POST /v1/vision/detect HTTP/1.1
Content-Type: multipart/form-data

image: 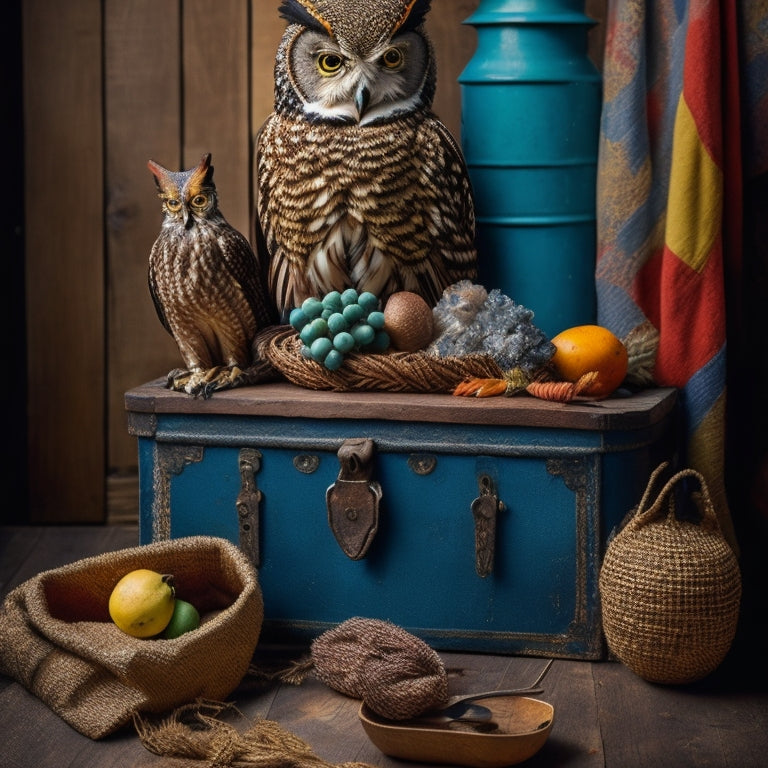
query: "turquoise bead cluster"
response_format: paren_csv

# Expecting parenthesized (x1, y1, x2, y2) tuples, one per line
(289, 289, 390, 370)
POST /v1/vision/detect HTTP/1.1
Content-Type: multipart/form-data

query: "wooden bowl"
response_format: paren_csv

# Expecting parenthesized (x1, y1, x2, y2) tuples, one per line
(358, 696, 554, 767)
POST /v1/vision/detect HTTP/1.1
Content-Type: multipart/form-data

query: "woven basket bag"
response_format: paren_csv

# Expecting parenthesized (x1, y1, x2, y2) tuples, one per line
(599, 462, 741, 684)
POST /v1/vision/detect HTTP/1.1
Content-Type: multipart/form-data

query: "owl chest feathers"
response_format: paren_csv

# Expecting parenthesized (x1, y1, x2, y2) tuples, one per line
(149, 216, 258, 367)
(257, 112, 475, 310)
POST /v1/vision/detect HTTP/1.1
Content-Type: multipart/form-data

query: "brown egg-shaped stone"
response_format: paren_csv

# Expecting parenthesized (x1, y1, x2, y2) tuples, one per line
(383, 291, 435, 352)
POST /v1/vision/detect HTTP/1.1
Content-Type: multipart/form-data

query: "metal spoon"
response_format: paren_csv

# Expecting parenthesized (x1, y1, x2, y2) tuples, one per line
(404, 659, 554, 726)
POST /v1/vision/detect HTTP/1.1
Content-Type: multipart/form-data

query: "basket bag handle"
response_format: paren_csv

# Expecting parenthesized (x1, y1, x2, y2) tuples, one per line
(629, 461, 720, 533)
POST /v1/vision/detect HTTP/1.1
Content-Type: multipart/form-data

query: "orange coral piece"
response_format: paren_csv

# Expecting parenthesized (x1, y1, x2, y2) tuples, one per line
(452, 378, 479, 396)
(526, 380, 578, 402)
(452, 377, 508, 397)
(526, 371, 600, 402)
(475, 379, 509, 397)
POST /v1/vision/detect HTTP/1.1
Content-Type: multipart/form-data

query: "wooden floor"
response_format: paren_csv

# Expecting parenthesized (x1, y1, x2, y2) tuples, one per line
(1, 525, 767, 768)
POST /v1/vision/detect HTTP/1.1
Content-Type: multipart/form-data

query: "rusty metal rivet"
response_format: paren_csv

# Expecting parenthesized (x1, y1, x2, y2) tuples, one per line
(293, 454, 320, 474)
(408, 453, 437, 475)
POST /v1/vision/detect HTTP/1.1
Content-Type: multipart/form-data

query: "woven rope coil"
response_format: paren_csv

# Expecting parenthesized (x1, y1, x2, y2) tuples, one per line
(599, 463, 741, 684)
(310, 617, 448, 720)
(258, 326, 504, 393)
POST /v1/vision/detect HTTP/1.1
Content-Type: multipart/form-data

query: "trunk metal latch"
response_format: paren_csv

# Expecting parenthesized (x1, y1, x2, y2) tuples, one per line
(237, 448, 263, 567)
(326, 438, 382, 560)
(472, 473, 503, 578)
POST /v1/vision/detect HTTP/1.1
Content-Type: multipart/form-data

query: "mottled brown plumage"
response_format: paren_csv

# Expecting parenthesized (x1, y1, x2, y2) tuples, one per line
(255, 0, 477, 318)
(148, 154, 277, 397)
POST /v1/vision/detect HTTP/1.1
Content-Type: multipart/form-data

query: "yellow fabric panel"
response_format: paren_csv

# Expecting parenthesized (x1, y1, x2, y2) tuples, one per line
(665, 96, 722, 273)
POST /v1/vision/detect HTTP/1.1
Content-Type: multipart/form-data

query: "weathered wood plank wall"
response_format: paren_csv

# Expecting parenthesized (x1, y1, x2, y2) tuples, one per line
(22, 0, 604, 523)
(23, 0, 105, 522)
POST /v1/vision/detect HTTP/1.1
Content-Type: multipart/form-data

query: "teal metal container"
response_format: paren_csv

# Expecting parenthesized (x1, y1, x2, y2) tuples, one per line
(459, 0, 601, 338)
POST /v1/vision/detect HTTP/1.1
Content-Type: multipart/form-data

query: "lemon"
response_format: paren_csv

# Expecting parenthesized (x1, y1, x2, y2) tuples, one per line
(108, 568, 175, 638)
(161, 599, 201, 639)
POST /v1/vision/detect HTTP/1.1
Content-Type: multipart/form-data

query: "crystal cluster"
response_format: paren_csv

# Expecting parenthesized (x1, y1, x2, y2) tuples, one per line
(427, 281, 555, 373)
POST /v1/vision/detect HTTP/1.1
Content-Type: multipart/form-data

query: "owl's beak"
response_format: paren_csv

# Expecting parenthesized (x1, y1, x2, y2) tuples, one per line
(354, 84, 370, 121)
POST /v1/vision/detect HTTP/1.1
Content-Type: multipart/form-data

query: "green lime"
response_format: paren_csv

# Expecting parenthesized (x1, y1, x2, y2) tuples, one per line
(161, 598, 200, 639)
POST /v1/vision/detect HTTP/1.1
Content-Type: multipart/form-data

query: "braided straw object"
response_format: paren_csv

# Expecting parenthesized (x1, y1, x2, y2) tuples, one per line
(261, 326, 504, 393)
(310, 617, 448, 720)
(599, 463, 741, 684)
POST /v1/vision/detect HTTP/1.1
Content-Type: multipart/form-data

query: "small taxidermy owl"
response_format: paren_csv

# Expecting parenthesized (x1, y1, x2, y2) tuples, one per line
(255, 0, 478, 319)
(148, 153, 277, 397)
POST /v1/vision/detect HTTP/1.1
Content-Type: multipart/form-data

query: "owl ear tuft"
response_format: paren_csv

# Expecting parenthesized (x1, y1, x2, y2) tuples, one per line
(396, 0, 432, 34)
(147, 159, 166, 178)
(190, 153, 215, 189)
(278, 0, 332, 36)
(147, 159, 171, 193)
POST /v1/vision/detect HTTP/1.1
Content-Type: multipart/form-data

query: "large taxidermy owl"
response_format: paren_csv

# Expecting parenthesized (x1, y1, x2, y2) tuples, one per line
(255, 0, 478, 318)
(148, 153, 277, 397)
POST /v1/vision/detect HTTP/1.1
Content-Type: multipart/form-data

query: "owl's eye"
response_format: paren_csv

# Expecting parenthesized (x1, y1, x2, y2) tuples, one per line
(166, 199, 182, 212)
(380, 47, 404, 70)
(316, 52, 344, 76)
(190, 194, 208, 209)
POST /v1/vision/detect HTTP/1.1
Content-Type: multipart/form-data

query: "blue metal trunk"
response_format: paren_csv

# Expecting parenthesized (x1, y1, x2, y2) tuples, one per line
(459, 0, 601, 338)
(126, 382, 676, 659)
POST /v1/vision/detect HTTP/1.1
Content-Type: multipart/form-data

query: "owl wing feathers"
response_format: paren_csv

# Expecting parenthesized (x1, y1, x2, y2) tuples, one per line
(409, 116, 478, 302)
(216, 224, 278, 330)
(148, 240, 173, 336)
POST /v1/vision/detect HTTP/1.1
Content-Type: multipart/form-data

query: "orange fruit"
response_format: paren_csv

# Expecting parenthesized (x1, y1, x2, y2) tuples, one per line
(550, 325, 628, 398)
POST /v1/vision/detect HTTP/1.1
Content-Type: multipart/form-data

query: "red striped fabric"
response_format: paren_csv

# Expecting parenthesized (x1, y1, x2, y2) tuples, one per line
(597, 0, 740, 550)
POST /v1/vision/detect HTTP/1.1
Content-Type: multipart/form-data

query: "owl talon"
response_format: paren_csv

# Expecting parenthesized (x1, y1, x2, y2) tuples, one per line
(165, 364, 269, 398)
(165, 368, 193, 391)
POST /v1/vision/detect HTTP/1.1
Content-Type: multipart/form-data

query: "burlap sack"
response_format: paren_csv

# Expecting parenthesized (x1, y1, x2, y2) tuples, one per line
(0, 536, 263, 739)
(310, 617, 448, 720)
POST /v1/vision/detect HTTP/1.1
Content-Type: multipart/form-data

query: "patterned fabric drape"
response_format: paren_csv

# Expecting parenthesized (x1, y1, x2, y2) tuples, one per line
(595, 0, 766, 552)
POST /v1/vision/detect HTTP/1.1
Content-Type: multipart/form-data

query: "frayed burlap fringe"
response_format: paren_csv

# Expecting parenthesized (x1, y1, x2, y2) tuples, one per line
(134, 700, 374, 768)
(247, 655, 316, 687)
(621, 320, 659, 388)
